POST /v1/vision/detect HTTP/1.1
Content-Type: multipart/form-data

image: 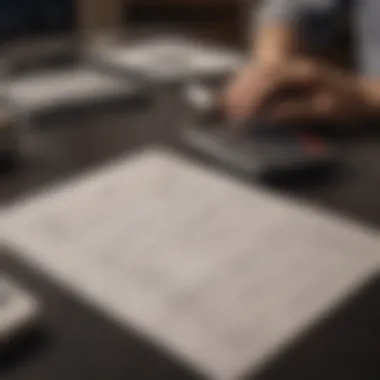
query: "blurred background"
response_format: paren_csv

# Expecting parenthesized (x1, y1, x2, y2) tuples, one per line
(0, 0, 246, 44)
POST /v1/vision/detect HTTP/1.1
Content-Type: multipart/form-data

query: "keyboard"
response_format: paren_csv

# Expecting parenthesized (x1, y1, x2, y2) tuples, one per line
(2, 148, 379, 379)
(7, 67, 148, 117)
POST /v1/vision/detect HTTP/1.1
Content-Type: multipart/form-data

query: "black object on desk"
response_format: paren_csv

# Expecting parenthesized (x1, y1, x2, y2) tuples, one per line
(182, 97, 336, 183)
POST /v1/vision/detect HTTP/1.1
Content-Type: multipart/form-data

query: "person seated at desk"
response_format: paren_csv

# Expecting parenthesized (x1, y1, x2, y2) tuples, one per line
(224, 0, 380, 128)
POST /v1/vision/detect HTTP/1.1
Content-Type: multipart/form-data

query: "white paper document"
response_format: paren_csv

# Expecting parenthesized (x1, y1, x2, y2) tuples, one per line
(90, 37, 243, 81)
(2, 148, 380, 379)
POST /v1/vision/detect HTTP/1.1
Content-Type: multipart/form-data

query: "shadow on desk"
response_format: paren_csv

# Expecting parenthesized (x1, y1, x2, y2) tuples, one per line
(0, 326, 50, 376)
(249, 271, 380, 380)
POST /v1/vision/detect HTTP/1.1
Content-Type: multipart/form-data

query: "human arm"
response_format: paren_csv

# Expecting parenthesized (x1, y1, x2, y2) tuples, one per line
(224, 0, 344, 120)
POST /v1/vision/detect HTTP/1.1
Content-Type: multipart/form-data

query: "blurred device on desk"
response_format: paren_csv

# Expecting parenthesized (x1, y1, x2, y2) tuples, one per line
(86, 36, 243, 85)
(3, 147, 379, 379)
(6, 66, 150, 125)
(182, 83, 336, 183)
(5, 37, 79, 75)
(0, 275, 41, 349)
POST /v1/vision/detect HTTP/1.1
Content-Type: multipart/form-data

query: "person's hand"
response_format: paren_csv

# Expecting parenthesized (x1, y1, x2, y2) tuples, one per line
(224, 59, 377, 128)
(223, 59, 311, 121)
(223, 61, 277, 121)
(268, 61, 375, 126)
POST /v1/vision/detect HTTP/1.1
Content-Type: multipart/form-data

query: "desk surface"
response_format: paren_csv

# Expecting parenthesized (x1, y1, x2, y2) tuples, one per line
(1, 66, 380, 380)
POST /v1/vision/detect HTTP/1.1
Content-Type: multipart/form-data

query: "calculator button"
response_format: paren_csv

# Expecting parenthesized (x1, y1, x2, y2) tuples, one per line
(300, 134, 326, 155)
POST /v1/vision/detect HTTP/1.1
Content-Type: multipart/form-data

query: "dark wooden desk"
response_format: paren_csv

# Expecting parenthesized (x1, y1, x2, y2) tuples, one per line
(1, 57, 380, 380)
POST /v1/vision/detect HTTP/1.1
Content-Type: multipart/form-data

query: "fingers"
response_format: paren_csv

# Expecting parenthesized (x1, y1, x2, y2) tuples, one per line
(251, 61, 321, 114)
(223, 60, 321, 123)
(270, 92, 337, 124)
(223, 64, 261, 121)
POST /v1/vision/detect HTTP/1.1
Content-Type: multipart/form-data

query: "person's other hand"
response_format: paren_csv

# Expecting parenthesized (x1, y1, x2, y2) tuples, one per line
(223, 59, 375, 128)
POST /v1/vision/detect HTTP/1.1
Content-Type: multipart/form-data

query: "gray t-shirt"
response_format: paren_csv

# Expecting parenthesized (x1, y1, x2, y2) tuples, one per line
(256, 0, 380, 75)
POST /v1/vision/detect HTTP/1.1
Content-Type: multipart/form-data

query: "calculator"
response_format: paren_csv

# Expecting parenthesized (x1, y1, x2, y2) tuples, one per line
(182, 84, 335, 182)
